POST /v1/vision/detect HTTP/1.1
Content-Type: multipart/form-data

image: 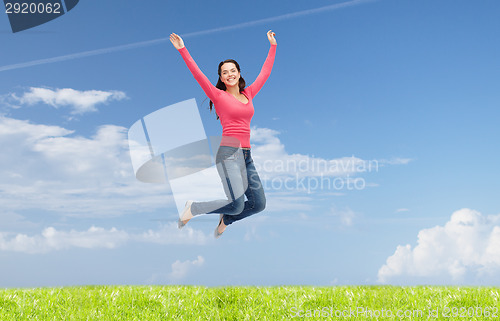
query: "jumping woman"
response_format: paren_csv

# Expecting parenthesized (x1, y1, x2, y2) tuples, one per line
(169, 30, 277, 238)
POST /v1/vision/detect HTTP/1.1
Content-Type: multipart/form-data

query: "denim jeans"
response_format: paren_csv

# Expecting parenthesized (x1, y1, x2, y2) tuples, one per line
(190, 145, 266, 225)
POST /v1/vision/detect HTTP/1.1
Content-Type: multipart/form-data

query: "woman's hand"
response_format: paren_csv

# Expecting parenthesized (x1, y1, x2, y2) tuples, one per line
(170, 33, 185, 49)
(267, 30, 277, 45)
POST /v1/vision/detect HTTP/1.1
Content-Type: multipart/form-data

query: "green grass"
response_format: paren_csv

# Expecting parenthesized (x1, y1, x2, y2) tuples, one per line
(0, 285, 499, 320)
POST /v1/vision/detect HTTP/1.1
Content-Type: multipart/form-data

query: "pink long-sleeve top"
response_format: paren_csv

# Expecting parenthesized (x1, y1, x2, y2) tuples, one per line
(177, 43, 277, 148)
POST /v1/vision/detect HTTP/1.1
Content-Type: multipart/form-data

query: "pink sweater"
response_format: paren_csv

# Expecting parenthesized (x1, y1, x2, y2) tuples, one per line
(178, 44, 277, 148)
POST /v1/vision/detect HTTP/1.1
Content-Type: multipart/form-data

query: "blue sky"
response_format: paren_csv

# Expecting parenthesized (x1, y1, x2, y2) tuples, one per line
(1, 0, 500, 287)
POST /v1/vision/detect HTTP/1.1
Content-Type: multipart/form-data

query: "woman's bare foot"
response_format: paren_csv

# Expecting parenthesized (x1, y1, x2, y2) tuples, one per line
(218, 219, 226, 234)
(214, 214, 227, 238)
(178, 200, 194, 229)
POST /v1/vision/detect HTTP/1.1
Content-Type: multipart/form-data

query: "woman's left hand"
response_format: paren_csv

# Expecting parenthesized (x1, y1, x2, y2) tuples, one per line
(267, 30, 277, 45)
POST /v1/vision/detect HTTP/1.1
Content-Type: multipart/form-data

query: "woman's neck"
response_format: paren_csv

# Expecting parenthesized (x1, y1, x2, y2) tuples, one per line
(225, 85, 240, 96)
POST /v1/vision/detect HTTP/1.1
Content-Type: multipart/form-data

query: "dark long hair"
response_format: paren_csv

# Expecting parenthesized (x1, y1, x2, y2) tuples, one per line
(209, 59, 246, 120)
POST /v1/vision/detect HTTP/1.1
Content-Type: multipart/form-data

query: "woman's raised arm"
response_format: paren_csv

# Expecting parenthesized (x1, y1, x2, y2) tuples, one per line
(245, 30, 277, 98)
(170, 33, 220, 101)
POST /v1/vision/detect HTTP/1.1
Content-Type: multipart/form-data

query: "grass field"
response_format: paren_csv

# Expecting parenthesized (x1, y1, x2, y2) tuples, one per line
(1, 285, 499, 320)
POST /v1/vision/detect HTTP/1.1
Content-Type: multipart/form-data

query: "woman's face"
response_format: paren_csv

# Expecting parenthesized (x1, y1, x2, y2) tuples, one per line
(220, 62, 240, 88)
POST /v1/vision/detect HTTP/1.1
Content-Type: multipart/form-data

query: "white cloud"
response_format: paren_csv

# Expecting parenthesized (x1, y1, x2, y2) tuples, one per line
(169, 255, 205, 280)
(330, 205, 356, 226)
(0, 211, 38, 230)
(146, 255, 206, 284)
(0, 226, 128, 254)
(395, 208, 410, 213)
(0, 93, 21, 110)
(137, 223, 209, 245)
(378, 208, 500, 284)
(0, 116, 169, 217)
(264, 194, 316, 213)
(0, 115, 73, 139)
(250, 127, 407, 194)
(9, 87, 127, 114)
(243, 224, 262, 241)
(378, 158, 413, 165)
(251, 126, 372, 178)
(0, 222, 208, 254)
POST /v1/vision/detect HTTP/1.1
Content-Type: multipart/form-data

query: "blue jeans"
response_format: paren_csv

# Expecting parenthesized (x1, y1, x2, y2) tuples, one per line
(190, 145, 266, 225)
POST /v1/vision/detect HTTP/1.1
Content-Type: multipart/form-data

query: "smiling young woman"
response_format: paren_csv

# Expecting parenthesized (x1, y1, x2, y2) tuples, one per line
(169, 30, 277, 238)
